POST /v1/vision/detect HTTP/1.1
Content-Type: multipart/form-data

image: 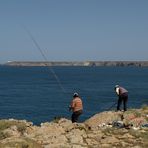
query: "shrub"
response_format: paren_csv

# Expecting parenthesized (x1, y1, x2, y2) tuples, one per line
(0, 131, 10, 140)
(0, 120, 27, 135)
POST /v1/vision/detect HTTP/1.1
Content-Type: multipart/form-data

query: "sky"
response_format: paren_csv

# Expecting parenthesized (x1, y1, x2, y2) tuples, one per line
(0, 0, 148, 63)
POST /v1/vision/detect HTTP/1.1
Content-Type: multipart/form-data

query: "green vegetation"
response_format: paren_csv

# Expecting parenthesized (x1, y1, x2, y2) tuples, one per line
(142, 104, 148, 109)
(0, 131, 10, 140)
(0, 120, 28, 140)
(102, 127, 127, 136)
(129, 128, 148, 148)
(142, 104, 148, 114)
(0, 120, 26, 131)
(0, 120, 15, 131)
(53, 116, 63, 123)
(0, 120, 36, 145)
(77, 126, 87, 131)
(17, 123, 27, 134)
(129, 129, 148, 139)
(125, 109, 142, 117)
(0, 138, 42, 148)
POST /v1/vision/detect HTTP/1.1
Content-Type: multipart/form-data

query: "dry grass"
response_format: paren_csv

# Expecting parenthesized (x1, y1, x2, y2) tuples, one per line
(102, 127, 128, 136)
(129, 129, 148, 147)
(0, 120, 27, 140)
(129, 129, 148, 139)
(0, 131, 10, 140)
(0, 120, 26, 131)
(141, 104, 148, 114)
(0, 138, 42, 148)
(53, 116, 63, 123)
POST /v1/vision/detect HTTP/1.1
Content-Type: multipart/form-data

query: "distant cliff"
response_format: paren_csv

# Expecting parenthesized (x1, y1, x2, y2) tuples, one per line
(4, 61, 148, 67)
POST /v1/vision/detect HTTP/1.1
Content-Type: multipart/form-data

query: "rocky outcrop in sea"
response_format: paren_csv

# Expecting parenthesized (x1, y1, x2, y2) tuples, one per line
(0, 106, 148, 148)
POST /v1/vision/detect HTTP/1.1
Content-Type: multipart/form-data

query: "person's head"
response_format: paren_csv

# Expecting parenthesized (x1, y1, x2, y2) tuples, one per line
(73, 92, 79, 98)
(114, 85, 119, 90)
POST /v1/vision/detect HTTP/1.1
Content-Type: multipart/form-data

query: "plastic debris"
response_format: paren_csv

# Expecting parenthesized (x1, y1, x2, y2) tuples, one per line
(112, 121, 124, 128)
(98, 123, 106, 127)
(132, 127, 140, 130)
(141, 123, 148, 128)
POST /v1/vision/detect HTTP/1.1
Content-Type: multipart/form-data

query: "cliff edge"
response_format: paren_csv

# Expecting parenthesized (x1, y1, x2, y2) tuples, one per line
(0, 106, 148, 148)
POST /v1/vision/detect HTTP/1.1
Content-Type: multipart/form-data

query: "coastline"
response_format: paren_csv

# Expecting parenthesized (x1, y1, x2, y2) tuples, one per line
(0, 107, 147, 147)
(3, 61, 148, 67)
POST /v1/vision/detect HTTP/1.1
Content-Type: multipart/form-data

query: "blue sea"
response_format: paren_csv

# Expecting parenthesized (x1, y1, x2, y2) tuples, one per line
(0, 66, 147, 125)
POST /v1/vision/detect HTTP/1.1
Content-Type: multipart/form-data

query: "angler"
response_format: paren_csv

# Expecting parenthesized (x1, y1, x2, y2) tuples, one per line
(115, 85, 128, 111)
(69, 93, 83, 123)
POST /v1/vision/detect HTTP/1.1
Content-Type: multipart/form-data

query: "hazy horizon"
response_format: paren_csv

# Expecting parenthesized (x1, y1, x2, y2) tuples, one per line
(0, 0, 148, 63)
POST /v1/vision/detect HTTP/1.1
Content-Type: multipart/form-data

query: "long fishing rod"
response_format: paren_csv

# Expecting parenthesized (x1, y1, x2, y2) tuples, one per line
(22, 25, 67, 94)
(106, 102, 117, 110)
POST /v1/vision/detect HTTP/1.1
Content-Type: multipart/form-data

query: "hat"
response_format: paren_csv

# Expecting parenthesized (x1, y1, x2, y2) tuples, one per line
(115, 85, 119, 90)
(73, 92, 79, 97)
(115, 85, 119, 88)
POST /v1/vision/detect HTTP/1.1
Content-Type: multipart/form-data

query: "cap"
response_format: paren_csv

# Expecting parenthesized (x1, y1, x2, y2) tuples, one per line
(115, 85, 119, 90)
(73, 92, 79, 97)
(115, 85, 119, 88)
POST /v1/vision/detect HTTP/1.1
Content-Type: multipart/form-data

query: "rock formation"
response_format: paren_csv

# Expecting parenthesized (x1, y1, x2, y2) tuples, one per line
(0, 107, 148, 148)
(4, 61, 148, 67)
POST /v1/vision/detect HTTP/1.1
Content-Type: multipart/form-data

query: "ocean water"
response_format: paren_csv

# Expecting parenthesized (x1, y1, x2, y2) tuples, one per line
(0, 66, 147, 125)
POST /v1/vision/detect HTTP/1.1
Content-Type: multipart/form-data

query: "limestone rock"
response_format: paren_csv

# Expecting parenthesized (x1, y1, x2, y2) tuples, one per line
(84, 111, 122, 128)
(0, 107, 148, 148)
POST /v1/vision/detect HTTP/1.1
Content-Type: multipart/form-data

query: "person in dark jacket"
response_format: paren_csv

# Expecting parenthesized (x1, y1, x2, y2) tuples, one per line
(115, 85, 128, 111)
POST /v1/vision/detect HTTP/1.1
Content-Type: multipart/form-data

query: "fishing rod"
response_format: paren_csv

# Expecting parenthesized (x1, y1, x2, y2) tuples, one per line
(106, 102, 117, 110)
(22, 25, 67, 94)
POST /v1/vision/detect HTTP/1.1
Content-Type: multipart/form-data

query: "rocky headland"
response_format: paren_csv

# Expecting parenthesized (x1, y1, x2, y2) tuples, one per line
(0, 106, 148, 148)
(4, 61, 148, 67)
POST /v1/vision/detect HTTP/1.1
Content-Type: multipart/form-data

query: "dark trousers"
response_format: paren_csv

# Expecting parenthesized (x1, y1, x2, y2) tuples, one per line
(117, 93, 128, 111)
(71, 110, 82, 123)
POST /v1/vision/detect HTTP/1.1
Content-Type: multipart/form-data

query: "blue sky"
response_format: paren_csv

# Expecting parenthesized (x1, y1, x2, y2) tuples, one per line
(0, 0, 148, 63)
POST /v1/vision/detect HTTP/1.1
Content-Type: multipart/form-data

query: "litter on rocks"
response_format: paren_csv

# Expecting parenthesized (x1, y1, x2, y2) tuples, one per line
(141, 123, 148, 128)
(112, 121, 124, 128)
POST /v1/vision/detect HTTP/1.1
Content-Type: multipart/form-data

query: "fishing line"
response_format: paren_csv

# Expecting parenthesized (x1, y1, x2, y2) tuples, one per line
(22, 25, 67, 94)
(106, 102, 117, 110)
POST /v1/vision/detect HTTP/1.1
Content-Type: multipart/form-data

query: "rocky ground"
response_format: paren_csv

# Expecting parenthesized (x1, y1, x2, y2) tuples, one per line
(0, 106, 148, 148)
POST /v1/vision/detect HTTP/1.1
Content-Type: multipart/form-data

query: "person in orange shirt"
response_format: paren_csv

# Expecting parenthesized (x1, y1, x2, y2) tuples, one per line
(69, 92, 83, 123)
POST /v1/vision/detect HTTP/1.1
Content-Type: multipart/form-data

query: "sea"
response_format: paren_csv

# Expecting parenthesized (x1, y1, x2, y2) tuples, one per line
(0, 66, 147, 125)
